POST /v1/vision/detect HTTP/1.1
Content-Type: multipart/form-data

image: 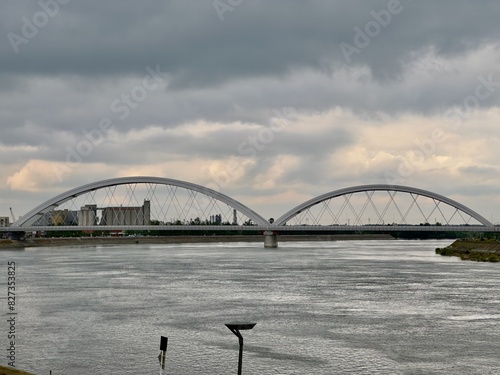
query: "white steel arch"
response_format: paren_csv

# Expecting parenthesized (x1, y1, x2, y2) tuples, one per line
(273, 184, 493, 227)
(13, 176, 269, 227)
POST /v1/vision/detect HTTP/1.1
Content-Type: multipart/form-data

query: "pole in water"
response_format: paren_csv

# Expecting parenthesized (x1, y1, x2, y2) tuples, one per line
(159, 336, 168, 374)
(159, 351, 164, 375)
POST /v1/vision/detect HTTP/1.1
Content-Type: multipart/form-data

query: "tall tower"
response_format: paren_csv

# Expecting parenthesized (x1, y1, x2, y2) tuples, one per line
(78, 205, 97, 226)
(143, 200, 151, 225)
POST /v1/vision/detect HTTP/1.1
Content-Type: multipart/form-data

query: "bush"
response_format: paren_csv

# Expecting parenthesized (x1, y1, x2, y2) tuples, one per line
(488, 255, 499, 262)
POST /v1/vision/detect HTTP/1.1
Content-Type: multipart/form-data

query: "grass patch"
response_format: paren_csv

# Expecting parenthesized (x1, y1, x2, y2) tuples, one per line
(0, 365, 34, 375)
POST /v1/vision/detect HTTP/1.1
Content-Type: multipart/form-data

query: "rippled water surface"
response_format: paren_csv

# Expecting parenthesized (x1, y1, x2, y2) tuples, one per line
(1, 240, 500, 374)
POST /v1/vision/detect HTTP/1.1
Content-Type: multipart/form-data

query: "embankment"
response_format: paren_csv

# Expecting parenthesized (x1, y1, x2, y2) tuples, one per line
(435, 239, 500, 262)
(0, 233, 393, 249)
(0, 365, 34, 375)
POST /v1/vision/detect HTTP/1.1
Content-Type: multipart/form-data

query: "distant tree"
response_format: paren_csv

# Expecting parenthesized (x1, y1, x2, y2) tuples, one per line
(190, 217, 201, 225)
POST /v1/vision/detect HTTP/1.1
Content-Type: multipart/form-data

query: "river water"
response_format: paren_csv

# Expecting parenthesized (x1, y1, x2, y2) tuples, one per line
(1, 240, 499, 374)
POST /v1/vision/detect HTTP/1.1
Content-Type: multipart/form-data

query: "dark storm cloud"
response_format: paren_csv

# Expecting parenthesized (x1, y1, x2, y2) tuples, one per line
(1, 0, 500, 142)
(2, 1, 500, 86)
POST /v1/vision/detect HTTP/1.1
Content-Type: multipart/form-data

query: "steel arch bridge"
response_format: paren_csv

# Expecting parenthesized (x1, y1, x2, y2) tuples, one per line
(274, 184, 493, 227)
(11, 176, 269, 228)
(2, 178, 495, 245)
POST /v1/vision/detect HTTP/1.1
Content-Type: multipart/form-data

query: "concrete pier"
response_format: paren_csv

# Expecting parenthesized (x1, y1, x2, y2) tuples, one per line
(263, 231, 278, 248)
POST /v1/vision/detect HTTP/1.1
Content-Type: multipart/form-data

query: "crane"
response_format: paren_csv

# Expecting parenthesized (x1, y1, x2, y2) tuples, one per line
(9, 207, 16, 223)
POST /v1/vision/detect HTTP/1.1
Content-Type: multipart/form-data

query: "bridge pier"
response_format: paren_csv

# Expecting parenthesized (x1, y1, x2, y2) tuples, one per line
(263, 231, 278, 248)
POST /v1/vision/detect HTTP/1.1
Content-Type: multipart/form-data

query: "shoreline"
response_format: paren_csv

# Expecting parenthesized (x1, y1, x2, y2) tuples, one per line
(0, 365, 34, 375)
(435, 239, 500, 262)
(0, 233, 394, 249)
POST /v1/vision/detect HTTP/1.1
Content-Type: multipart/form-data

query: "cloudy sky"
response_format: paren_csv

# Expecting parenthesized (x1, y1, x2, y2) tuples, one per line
(1, 0, 500, 223)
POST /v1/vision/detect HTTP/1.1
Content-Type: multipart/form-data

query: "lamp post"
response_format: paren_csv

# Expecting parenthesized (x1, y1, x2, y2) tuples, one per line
(225, 323, 256, 375)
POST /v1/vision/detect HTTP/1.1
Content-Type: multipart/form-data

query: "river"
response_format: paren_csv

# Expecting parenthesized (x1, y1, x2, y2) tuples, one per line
(1, 240, 499, 374)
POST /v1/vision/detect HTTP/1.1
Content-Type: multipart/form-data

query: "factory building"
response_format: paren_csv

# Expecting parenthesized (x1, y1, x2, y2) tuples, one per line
(78, 205, 98, 226)
(0, 217, 9, 227)
(51, 209, 78, 226)
(100, 200, 150, 226)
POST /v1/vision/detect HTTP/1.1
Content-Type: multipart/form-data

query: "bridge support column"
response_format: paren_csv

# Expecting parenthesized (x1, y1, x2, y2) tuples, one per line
(263, 231, 278, 248)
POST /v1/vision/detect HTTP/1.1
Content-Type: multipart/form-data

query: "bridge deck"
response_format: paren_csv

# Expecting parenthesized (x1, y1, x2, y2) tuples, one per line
(1, 225, 498, 233)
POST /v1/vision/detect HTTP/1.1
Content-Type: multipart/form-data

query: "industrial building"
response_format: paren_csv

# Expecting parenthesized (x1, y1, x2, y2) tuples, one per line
(99, 200, 150, 226)
(0, 217, 9, 227)
(51, 209, 78, 226)
(78, 205, 98, 226)
(29, 210, 78, 226)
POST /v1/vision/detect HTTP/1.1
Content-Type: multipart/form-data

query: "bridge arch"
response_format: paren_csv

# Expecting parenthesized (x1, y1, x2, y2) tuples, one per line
(273, 184, 493, 227)
(13, 176, 269, 227)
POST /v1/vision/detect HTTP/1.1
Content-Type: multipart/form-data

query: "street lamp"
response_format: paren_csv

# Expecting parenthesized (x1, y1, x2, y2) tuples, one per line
(225, 323, 256, 375)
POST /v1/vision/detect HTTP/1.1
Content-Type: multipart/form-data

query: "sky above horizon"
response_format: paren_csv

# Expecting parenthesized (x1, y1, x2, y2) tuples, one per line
(1, 0, 500, 223)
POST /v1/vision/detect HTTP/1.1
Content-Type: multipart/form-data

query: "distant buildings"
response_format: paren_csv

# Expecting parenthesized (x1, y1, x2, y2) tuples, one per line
(4, 200, 228, 228)
(0, 217, 9, 227)
(51, 209, 78, 226)
(100, 200, 151, 226)
(78, 205, 98, 226)
(31, 210, 78, 226)
(77, 200, 151, 226)
(210, 214, 222, 224)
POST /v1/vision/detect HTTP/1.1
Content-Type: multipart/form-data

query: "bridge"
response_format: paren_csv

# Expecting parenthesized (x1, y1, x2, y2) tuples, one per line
(1, 176, 497, 247)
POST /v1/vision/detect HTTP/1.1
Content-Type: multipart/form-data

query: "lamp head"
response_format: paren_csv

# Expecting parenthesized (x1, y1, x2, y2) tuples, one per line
(225, 323, 256, 331)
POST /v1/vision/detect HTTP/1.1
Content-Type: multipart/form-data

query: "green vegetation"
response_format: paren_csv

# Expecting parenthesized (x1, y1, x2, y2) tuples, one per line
(0, 364, 34, 375)
(436, 238, 500, 262)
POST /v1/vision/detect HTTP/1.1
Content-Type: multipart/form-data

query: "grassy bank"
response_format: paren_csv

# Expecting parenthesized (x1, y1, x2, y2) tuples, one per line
(0, 365, 34, 375)
(435, 239, 500, 262)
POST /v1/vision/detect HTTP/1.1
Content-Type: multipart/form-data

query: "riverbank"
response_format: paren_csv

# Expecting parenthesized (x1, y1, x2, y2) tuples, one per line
(435, 239, 500, 262)
(0, 233, 394, 249)
(0, 365, 34, 375)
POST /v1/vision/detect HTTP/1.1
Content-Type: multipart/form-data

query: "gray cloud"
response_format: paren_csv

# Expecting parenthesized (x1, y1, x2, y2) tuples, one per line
(2, 1, 500, 84)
